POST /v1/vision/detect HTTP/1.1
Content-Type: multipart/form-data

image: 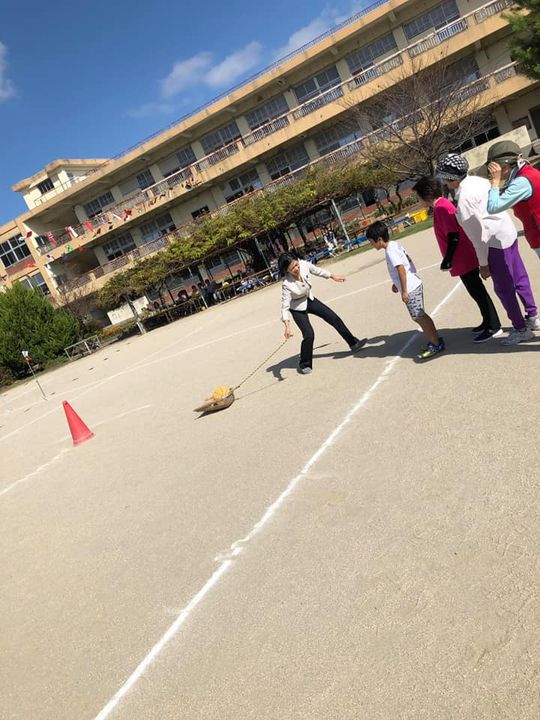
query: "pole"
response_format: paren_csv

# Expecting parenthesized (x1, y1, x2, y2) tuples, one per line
(331, 198, 351, 250)
(23, 355, 47, 401)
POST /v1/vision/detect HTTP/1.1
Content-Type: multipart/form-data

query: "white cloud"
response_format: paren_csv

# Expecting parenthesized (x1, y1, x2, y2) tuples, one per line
(160, 42, 263, 98)
(205, 42, 263, 88)
(0, 42, 16, 102)
(274, 11, 336, 60)
(127, 101, 176, 118)
(160, 52, 212, 97)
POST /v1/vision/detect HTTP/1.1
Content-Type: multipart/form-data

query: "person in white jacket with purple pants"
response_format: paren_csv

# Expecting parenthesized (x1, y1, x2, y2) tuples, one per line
(436, 153, 537, 346)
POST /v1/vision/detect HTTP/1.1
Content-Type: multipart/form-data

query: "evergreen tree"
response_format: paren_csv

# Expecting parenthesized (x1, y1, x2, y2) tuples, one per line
(0, 284, 80, 374)
(505, 1, 540, 80)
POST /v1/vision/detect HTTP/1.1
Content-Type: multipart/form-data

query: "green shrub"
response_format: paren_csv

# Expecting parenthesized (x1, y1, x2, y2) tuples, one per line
(0, 284, 81, 374)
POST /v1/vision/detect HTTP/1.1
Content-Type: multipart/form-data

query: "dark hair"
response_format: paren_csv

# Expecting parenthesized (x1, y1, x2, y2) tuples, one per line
(412, 176, 443, 202)
(278, 253, 295, 277)
(365, 220, 389, 242)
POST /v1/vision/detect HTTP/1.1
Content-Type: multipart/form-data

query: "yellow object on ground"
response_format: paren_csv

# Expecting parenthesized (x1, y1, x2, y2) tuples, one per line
(410, 208, 429, 223)
(211, 386, 232, 401)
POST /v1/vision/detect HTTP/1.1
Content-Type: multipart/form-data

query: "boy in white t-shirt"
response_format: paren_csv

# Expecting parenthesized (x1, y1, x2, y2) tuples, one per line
(366, 221, 445, 360)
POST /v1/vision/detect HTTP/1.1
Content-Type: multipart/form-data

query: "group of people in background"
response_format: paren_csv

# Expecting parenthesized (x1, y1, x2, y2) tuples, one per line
(280, 140, 540, 370)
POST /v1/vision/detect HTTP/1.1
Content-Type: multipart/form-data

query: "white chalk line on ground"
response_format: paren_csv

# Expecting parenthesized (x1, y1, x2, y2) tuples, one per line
(0, 261, 441, 444)
(1, 405, 153, 497)
(0, 448, 71, 498)
(91, 279, 461, 720)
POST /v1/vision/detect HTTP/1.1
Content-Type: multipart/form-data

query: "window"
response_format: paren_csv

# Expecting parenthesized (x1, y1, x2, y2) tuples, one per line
(159, 145, 198, 178)
(0, 234, 31, 268)
(266, 144, 310, 180)
(20, 272, 50, 295)
(36, 178, 54, 195)
(136, 169, 155, 190)
(83, 191, 115, 219)
(404, 0, 460, 40)
(34, 234, 49, 248)
(102, 232, 136, 261)
(139, 213, 176, 243)
(201, 121, 242, 155)
(246, 95, 289, 131)
(313, 125, 361, 156)
(444, 55, 480, 90)
(512, 116, 532, 131)
(192, 206, 210, 219)
(453, 118, 500, 152)
(224, 170, 262, 202)
(293, 66, 341, 104)
(346, 33, 398, 75)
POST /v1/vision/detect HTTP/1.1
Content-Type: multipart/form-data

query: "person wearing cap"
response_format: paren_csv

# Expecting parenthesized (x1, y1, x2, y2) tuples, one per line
(486, 140, 540, 269)
(279, 253, 366, 374)
(436, 153, 537, 346)
(412, 176, 501, 342)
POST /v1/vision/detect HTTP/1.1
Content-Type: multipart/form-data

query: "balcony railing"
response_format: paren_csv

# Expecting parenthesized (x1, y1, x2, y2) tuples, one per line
(348, 55, 404, 89)
(63, 60, 519, 293)
(243, 116, 291, 146)
(494, 64, 517, 83)
(31, 0, 514, 255)
(408, 18, 469, 58)
(475, 0, 513, 22)
(292, 86, 345, 120)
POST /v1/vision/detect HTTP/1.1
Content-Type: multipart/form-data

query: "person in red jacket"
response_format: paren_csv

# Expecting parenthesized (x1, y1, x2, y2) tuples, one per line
(486, 140, 540, 263)
(413, 176, 501, 342)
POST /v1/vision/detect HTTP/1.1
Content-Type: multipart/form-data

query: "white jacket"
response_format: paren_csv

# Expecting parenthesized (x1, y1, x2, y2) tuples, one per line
(281, 260, 331, 321)
(455, 175, 517, 266)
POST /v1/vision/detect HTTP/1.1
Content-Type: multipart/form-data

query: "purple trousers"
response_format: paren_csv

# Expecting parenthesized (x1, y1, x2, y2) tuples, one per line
(489, 240, 537, 330)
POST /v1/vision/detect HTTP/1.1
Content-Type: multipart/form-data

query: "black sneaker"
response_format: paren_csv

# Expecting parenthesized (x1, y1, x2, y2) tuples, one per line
(473, 328, 503, 343)
(472, 323, 486, 333)
(350, 337, 367, 352)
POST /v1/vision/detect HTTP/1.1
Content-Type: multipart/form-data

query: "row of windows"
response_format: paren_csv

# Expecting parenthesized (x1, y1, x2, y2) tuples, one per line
(77, 1, 466, 221)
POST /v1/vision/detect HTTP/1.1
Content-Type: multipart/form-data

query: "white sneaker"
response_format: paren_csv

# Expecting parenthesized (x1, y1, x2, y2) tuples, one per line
(525, 315, 540, 331)
(500, 328, 535, 345)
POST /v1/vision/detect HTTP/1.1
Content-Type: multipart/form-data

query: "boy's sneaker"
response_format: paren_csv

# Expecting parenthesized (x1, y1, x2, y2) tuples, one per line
(350, 337, 367, 352)
(525, 315, 540, 331)
(298, 366, 313, 374)
(500, 328, 535, 346)
(473, 328, 503, 343)
(417, 337, 445, 360)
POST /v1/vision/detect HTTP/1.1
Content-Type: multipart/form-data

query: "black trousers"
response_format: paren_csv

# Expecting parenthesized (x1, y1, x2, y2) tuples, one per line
(290, 297, 357, 369)
(460, 268, 501, 331)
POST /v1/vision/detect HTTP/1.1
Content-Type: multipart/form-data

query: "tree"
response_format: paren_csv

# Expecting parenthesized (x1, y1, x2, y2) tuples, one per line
(505, 1, 540, 80)
(343, 54, 492, 178)
(0, 284, 80, 374)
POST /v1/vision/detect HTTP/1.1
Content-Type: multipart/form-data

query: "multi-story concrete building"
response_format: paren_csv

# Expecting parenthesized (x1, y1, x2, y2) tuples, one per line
(1, 0, 538, 311)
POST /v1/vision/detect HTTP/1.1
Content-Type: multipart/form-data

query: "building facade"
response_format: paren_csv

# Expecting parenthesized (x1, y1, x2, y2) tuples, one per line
(1, 0, 538, 308)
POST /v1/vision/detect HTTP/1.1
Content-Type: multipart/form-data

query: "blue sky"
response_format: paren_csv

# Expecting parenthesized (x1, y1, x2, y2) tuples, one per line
(0, 0, 370, 224)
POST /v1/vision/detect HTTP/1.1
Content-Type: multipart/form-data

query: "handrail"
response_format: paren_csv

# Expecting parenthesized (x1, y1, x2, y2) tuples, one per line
(33, 0, 514, 251)
(62, 61, 519, 291)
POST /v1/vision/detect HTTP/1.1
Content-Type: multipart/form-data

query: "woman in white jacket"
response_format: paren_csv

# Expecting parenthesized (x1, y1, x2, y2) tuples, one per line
(279, 253, 366, 374)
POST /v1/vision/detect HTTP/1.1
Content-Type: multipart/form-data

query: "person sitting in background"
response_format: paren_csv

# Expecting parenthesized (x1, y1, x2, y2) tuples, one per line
(413, 176, 501, 343)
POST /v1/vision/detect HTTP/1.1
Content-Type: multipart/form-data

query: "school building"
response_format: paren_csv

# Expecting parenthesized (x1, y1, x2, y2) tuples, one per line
(0, 0, 538, 310)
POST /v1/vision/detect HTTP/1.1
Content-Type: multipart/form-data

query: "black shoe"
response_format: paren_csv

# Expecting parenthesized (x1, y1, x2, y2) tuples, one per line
(350, 337, 367, 352)
(472, 323, 486, 333)
(473, 328, 503, 343)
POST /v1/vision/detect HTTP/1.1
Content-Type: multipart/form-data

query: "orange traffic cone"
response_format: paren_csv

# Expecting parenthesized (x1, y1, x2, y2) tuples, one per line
(63, 401, 95, 446)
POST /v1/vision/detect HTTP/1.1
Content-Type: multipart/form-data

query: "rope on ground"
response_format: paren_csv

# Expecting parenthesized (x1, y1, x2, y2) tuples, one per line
(233, 339, 288, 391)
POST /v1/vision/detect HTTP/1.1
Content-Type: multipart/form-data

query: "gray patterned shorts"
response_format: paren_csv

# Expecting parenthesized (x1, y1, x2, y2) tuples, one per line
(405, 284, 425, 320)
